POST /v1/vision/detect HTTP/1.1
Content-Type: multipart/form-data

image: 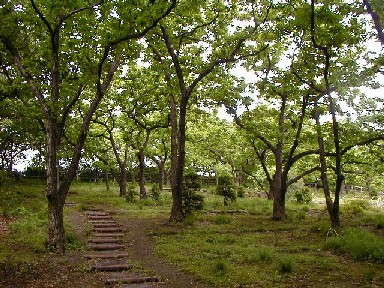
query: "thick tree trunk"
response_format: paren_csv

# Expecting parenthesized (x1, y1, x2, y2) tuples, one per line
(272, 187, 286, 221)
(272, 144, 286, 220)
(45, 118, 66, 253)
(119, 167, 127, 197)
(271, 175, 286, 220)
(137, 151, 147, 199)
(47, 194, 65, 253)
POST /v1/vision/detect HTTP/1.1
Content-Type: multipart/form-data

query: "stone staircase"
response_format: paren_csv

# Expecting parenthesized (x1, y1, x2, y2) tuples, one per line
(84, 210, 166, 288)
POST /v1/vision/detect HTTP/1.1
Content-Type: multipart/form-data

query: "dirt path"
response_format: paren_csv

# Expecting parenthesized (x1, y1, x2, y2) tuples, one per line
(72, 205, 211, 288)
(0, 205, 211, 288)
(114, 214, 211, 288)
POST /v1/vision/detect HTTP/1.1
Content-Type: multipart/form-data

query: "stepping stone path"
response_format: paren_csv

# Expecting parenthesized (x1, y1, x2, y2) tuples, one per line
(85, 210, 166, 287)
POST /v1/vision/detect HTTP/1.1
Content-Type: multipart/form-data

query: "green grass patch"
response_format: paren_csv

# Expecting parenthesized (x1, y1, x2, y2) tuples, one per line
(324, 227, 384, 263)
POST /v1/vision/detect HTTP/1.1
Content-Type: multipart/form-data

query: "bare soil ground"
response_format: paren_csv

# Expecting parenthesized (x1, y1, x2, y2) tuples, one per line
(0, 206, 211, 288)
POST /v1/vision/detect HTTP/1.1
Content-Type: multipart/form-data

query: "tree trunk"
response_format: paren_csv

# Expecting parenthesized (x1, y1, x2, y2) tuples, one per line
(272, 143, 286, 220)
(119, 167, 127, 197)
(272, 187, 286, 220)
(105, 171, 110, 192)
(157, 161, 165, 190)
(137, 151, 147, 199)
(47, 194, 65, 253)
(169, 95, 184, 222)
(45, 118, 65, 253)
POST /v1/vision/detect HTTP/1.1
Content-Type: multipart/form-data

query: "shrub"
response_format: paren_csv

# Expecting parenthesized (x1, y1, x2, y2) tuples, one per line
(324, 228, 384, 263)
(150, 183, 161, 201)
(342, 200, 370, 215)
(237, 186, 246, 198)
(294, 187, 312, 204)
(125, 182, 137, 202)
(182, 171, 204, 215)
(216, 175, 236, 206)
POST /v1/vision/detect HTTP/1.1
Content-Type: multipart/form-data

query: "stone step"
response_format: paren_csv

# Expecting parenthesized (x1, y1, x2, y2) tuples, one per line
(88, 215, 114, 220)
(89, 244, 125, 251)
(119, 283, 166, 288)
(92, 264, 133, 272)
(86, 211, 109, 215)
(84, 252, 129, 259)
(90, 238, 121, 244)
(105, 276, 159, 285)
(89, 220, 116, 224)
(93, 227, 122, 233)
(93, 233, 125, 238)
(93, 223, 118, 228)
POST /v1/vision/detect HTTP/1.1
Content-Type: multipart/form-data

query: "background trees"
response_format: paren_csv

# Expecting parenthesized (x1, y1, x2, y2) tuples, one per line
(1, 0, 383, 243)
(0, 0, 176, 253)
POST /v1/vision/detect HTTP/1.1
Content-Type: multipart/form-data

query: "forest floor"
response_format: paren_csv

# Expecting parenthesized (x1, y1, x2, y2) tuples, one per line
(0, 203, 211, 288)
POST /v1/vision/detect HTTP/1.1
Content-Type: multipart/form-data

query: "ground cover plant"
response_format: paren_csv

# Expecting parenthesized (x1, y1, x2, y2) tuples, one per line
(1, 180, 384, 287)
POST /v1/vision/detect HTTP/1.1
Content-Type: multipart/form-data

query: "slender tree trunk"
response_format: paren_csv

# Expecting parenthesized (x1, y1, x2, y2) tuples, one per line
(119, 166, 127, 197)
(314, 102, 340, 228)
(105, 171, 110, 192)
(137, 151, 147, 199)
(157, 161, 165, 190)
(169, 95, 184, 221)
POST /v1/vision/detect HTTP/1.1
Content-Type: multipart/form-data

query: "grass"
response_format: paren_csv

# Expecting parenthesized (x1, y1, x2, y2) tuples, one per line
(2, 180, 384, 287)
(324, 227, 384, 263)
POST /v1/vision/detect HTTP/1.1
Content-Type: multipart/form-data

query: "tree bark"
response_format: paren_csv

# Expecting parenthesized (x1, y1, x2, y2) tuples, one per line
(169, 94, 184, 221)
(118, 166, 127, 197)
(272, 143, 285, 220)
(137, 150, 147, 199)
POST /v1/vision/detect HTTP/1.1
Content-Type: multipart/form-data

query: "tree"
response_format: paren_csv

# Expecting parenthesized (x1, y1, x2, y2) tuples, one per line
(0, 0, 176, 253)
(291, 0, 381, 228)
(363, 0, 384, 45)
(147, 0, 271, 221)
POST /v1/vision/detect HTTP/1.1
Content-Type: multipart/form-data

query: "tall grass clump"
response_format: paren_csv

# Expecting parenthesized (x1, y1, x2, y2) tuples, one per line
(276, 257, 295, 274)
(324, 228, 384, 263)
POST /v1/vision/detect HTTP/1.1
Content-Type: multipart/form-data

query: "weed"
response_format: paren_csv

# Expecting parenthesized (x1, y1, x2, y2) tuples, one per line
(276, 257, 295, 274)
(258, 246, 275, 262)
(212, 214, 232, 225)
(375, 214, 384, 229)
(150, 183, 161, 201)
(213, 260, 230, 275)
(183, 213, 196, 226)
(292, 210, 306, 222)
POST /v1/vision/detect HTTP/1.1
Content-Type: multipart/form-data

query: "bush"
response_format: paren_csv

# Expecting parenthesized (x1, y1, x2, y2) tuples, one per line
(182, 172, 204, 215)
(150, 183, 161, 201)
(324, 228, 384, 263)
(125, 182, 137, 203)
(294, 187, 312, 204)
(216, 175, 236, 206)
(342, 200, 370, 215)
(237, 186, 246, 198)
